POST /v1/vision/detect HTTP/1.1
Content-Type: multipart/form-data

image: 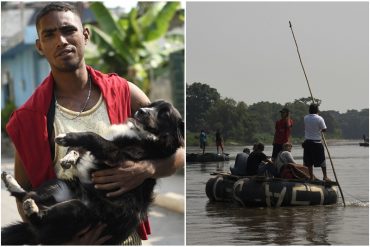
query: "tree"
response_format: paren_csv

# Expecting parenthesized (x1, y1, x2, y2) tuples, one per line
(1, 100, 16, 135)
(248, 101, 282, 134)
(185, 82, 368, 145)
(186, 83, 220, 132)
(338, 109, 369, 139)
(85, 2, 183, 93)
(320, 111, 341, 138)
(234, 101, 256, 143)
(285, 100, 308, 138)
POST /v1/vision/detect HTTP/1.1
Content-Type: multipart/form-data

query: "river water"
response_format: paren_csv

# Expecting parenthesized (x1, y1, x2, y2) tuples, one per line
(186, 141, 369, 245)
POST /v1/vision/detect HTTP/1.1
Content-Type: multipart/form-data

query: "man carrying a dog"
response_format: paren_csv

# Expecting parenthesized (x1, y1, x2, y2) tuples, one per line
(6, 2, 184, 244)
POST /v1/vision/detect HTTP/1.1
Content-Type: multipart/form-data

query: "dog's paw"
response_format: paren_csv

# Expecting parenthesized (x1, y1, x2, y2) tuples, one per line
(55, 133, 68, 146)
(23, 198, 39, 216)
(55, 133, 83, 147)
(1, 172, 24, 193)
(1, 171, 8, 185)
(60, 150, 80, 169)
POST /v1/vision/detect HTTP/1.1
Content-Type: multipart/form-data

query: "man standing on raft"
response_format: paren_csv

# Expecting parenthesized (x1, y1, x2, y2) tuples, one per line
(302, 104, 331, 181)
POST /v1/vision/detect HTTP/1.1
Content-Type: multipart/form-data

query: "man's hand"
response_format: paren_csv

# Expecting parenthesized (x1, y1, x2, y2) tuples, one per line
(92, 147, 184, 197)
(92, 160, 154, 197)
(65, 223, 111, 245)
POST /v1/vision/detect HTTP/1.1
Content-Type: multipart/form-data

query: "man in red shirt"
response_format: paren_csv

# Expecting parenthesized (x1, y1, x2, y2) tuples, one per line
(272, 108, 293, 162)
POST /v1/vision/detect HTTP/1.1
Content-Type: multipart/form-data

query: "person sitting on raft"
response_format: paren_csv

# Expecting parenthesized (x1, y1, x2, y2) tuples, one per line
(246, 143, 275, 176)
(275, 143, 311, 179)
(230, 148, 250, 176)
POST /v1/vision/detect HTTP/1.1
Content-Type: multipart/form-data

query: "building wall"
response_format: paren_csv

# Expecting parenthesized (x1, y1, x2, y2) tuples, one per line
(2, 47, 50, 108)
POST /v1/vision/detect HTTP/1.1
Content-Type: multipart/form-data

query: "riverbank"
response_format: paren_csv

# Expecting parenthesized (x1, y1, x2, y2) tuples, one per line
(186, 131, 364, 147)
(187, 137, 364, 148)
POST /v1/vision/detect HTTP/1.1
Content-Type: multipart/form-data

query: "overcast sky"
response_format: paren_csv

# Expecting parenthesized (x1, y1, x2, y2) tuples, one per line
(186, 2, 369, 113)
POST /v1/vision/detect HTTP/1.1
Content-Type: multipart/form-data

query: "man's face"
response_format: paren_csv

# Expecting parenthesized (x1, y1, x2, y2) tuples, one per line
(36, 11, 89, 72)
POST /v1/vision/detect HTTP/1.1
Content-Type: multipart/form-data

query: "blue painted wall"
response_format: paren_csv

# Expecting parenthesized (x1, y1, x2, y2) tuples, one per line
(2, 25, 50, 108)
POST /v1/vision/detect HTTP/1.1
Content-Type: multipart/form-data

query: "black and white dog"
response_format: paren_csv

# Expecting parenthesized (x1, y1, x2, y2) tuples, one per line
(1, 100, 184, 245)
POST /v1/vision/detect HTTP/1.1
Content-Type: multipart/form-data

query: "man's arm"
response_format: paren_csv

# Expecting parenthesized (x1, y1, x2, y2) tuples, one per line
(14, 150, 31, 222)
(128, 81, 151, 114)
(147, 147, 184, 179)
(262, 153, 273, 165)
(92, 147, 184, 197)
(320, 116, 327, 132)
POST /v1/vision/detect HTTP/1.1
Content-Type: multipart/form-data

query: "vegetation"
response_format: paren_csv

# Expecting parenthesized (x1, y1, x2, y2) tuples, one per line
(85, 2, 184, 94)
(1, 100, 16, 135)
(186, 82, 369, 146)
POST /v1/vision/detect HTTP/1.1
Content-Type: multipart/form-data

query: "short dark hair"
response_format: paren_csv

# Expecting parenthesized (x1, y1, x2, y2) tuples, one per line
(36, 2, 80, 30)
(309, 104, 319, 114)
(253, 142, 264, 152)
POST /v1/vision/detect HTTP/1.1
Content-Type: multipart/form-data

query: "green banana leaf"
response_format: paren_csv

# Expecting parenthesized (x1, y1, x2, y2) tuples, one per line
(89, 2, 125, 40)
(86, 2, 183, 94)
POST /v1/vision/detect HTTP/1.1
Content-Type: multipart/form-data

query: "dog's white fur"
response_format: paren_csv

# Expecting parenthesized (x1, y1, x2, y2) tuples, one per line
(53, 181, 73, 202)
(103, 122, 139, 141)
(102, 122, 158, 142)
(76, 152, 98, 184)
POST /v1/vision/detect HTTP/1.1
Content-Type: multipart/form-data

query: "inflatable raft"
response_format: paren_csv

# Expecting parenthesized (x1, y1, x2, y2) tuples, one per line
(187, 153, 230, 162)
(206, 173, 338, 207)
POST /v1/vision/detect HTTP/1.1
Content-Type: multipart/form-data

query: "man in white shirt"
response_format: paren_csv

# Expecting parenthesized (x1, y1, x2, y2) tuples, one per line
(303, 104, 331, 181)
(275, 143, 296, 175)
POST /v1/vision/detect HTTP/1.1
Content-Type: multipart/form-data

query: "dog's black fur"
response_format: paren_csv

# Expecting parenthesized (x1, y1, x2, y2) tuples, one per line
(1, 100, 184, 245)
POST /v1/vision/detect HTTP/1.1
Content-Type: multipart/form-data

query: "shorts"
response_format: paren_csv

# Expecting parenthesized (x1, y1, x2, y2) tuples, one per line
(272, 144, 283, 159)
(303, 140, 326, 168)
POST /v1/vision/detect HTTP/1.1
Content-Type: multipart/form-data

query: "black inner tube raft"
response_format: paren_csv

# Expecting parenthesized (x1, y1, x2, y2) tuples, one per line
(206, 173, 338, 207)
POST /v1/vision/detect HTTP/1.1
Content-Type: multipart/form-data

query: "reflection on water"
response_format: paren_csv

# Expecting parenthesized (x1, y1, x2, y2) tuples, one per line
(186, 143, 369, 245)
(204, 202, 336, 245)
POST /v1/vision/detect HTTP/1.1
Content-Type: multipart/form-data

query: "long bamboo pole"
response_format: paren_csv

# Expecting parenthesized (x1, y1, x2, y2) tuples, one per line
(288, 21, 345, 206)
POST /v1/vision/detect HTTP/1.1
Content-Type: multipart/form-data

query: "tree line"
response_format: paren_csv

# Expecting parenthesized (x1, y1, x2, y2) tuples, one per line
(186, 82, 369, 146)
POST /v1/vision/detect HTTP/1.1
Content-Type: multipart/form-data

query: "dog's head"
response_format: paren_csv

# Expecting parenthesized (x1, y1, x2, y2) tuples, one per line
(134, 100, 184, 147)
